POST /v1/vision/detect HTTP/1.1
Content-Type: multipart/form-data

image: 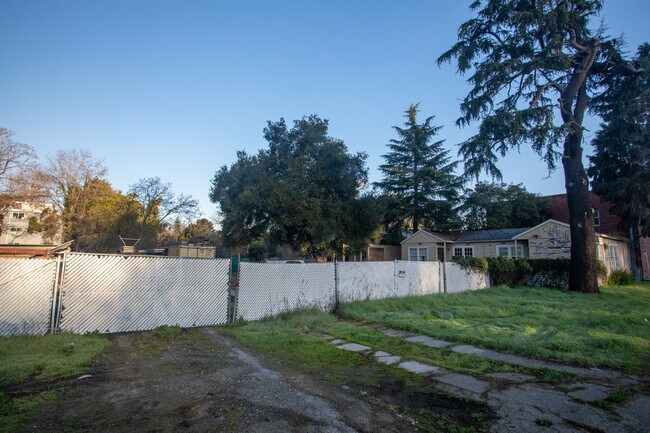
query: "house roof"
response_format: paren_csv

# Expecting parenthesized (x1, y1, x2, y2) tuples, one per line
(455, 227, 531, 242)
(512, 219, 569, 239)
(0, 240, 73, 258)
(402, 220, 573, 244)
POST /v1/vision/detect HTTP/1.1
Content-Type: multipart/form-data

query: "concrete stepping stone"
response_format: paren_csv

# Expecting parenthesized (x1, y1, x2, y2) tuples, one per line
(398, 361, 441, 375)
(450, 344, 485, 355)
(565, 383, 612, 402)
(405, 335, 452, 348)
(377, 355, 402, 365)
(330, 339, 346, 345)
(484, 372, 534, 383)
(372, 351, 401, 365)
(337, 343, 371, 353)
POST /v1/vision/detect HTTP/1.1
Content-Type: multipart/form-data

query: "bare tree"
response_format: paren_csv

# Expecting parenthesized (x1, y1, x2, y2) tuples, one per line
(129, 177, 199, 240)
(40, 148, 108, 214)
(0, 128, 37, 210)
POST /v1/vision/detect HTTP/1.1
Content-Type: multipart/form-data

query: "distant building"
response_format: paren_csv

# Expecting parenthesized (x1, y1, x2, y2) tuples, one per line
(166, 243, 216, 259)
(547, 192, 648, 280)
(1, 201, 61, 245)
(346, 244, 401, 262)
(401, 219, 632, 275)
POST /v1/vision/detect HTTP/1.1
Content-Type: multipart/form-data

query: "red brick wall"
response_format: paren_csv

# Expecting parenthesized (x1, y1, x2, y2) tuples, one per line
(546, 192, 627, 237)
(547, 192, 650, 279)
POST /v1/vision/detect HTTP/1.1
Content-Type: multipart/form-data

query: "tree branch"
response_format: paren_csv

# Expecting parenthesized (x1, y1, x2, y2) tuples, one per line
(530, 81, 564, 107)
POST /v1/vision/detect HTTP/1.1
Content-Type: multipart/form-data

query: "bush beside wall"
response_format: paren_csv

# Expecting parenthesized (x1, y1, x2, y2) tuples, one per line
(454, 257, 609, 288)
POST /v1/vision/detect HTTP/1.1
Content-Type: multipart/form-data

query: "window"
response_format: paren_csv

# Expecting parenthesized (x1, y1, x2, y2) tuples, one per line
(408, 247, 428, 261)
(454, 246, 474, 258)
(594, 209, 601, 227)
(496, 245, 524, 259)
(608, 244, 619, 269)
(9, 227, 22, 233)
(11, 212, 24, 220)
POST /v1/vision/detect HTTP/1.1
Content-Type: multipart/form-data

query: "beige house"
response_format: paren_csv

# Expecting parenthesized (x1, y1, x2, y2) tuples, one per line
(401, 219, 631, 274)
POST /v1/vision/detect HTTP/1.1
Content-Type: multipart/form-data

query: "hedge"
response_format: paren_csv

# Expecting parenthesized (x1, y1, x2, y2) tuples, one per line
(454, 256, 608, 288)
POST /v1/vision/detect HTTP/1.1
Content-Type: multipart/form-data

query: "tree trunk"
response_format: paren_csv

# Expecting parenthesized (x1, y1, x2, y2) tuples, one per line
(562, 131, 600, 293)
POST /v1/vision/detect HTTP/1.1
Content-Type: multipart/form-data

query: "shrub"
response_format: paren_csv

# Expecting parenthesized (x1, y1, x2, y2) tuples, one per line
(454, 257, 488, 273)
(596, 260, 608, 279)
(248, 243, 267, 262)
(607, 270, 635, 286)
(484, 257, 531, 287)
(456, 256, 609, 288)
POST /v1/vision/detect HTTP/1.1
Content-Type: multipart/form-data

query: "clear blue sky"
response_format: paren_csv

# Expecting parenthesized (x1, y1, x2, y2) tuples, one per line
(1, 0, 648, 218)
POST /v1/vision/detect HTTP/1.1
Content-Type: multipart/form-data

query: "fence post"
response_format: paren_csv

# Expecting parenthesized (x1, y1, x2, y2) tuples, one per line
(393, 260, 398, 297)
(49, 254, 62, 334)
(442, 260, 448, 294)
(228, 257, 240, 323)
(53, 252, 68, 332)
(333, 260, 339, 313)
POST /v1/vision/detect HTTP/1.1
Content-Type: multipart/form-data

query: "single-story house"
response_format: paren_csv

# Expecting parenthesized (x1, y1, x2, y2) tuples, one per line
(401, 219, 631, 274)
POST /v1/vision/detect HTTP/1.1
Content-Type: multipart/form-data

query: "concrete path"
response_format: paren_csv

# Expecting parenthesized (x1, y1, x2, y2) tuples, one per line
(378, 328, 638, 385)
(309, 330, 648, 433)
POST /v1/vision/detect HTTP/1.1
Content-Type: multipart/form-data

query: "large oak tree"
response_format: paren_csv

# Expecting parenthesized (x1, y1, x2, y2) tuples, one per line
(210, 115, 379, 259)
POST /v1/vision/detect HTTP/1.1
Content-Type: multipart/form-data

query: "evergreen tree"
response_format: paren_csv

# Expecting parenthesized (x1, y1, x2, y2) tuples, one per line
(588, 43, 649, 273)
(376, 104, 461, 233)
(589, 43, 649, 231)
(436, 0, 639, 293)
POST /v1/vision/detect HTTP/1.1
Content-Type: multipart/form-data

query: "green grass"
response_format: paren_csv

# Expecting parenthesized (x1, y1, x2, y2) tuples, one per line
(0, 333, 110, 386)
(338, 283, 650, 374)
(0, 390, 58, 433)
(0, 332, 109, 433)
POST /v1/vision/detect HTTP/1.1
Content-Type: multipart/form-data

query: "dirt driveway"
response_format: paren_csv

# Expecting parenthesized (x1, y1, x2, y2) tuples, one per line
(15, 328, 491, 433)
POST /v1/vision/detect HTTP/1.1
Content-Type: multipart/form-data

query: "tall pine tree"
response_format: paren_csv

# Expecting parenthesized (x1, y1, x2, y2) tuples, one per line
(588, 43, 649, 274)
(376, 104, 462, 233)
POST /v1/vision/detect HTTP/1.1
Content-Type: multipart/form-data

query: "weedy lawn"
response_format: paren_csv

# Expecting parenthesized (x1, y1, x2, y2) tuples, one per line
(0, 332, 109, 433)
(338, 283, 650, 373)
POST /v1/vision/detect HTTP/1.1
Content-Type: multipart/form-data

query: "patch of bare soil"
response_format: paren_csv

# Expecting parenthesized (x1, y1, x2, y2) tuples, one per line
(16, 328, 492, 432)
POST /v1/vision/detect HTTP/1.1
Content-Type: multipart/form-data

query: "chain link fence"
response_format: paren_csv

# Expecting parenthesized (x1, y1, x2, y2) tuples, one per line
(237, 260, 489, 320)
(0, 255, 489, 335)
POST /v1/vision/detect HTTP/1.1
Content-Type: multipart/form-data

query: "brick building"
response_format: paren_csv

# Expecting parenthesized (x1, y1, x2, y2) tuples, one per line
(546, 192, 649, 280)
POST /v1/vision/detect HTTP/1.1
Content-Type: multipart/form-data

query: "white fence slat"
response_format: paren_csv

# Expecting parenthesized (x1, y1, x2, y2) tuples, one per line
(337, 262, 396, 301)
(0, 258, 57, 336)
(59, 253, 230, 333)
(237, 262, 335, 321)
(395, 261, 441, 296)
(445, 262, 490, 293)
